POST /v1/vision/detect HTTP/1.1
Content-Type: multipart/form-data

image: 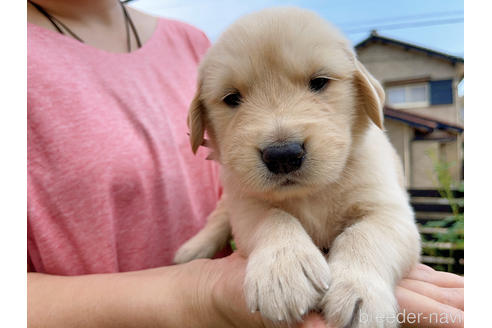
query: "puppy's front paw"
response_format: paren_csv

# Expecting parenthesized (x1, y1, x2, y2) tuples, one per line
(244, 244, 330, 323)
(322, 268, 398, 328)
(173, 234, 220, 264)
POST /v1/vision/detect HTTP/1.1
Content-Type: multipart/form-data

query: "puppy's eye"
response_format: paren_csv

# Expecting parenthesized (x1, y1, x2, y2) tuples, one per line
(309, 77, 330, 92)
(223, 92, 242, 108)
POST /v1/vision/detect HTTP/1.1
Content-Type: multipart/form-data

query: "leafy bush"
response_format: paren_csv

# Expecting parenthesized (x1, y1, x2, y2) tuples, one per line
(422, 150, 463, 272)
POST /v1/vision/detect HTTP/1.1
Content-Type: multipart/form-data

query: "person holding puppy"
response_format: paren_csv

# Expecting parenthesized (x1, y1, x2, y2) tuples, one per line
(27, 1, 463, 327)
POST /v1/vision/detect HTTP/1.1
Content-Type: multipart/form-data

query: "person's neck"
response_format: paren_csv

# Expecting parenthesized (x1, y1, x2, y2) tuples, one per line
(29, 0, 121, 25)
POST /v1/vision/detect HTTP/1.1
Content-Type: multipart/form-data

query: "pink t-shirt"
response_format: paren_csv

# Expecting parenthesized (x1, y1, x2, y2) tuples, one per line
(27, 18, 220, 275)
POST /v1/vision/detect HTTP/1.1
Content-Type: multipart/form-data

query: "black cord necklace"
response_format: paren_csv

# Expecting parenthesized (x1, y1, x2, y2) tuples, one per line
(28, 0, 142, 52)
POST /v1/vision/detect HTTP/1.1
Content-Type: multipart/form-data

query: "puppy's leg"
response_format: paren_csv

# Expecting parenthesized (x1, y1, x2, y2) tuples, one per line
(230, 198, 330, 323)
(322, 203, 420, 328)
(173, 197, 231, 264)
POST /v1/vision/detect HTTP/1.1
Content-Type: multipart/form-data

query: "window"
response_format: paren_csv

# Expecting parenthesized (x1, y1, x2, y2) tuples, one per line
(429, 79, 453, 105)
(387, 83, 429, 108)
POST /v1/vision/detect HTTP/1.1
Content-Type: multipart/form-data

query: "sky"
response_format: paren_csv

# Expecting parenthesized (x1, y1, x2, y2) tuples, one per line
(131, 0, 464, 57)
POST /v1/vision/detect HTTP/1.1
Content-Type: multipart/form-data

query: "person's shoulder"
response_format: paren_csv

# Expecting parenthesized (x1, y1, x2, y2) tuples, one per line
(129, 6, 210, 53)
(160, 17, 211, 57)
(162, 17, 210, 45)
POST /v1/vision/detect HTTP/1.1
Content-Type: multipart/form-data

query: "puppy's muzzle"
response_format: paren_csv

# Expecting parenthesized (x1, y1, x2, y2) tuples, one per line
(261, 142, 305, 174)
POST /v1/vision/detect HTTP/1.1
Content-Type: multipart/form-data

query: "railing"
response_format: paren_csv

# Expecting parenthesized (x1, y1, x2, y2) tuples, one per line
(409, 189, 464, 274)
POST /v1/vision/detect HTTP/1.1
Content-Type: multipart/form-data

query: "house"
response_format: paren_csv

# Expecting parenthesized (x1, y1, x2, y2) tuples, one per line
(356, 31, 464, 188)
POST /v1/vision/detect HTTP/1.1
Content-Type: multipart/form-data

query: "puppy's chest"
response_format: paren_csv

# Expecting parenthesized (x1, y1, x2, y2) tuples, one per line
(281, 196, 360, 250)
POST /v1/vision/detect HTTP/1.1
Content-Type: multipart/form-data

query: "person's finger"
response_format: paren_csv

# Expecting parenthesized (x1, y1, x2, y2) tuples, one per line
(406, 264, 464, 288)
(299, 312, 332, 328)
(226, 250, 248, 261)
(299, 314, 325, 328)
(399, 278, 464, 311)
(396, 286, 464, 328)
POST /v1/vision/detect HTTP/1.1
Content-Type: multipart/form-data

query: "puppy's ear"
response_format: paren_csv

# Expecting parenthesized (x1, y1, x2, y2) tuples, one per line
(354, 59, 385, 129)
(187, 87, 206, 154)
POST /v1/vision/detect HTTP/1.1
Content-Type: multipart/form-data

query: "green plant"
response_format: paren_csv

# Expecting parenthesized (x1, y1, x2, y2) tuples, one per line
(422, 150, 464, 273)
(230, 239, 237, 251)
(424, 150, 464, 246)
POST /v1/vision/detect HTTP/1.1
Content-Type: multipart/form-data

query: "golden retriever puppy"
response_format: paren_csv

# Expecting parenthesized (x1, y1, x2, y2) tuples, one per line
(174, 7, 420, 327)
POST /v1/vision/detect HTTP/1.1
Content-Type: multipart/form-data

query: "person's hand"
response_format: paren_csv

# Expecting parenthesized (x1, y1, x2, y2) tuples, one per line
(395, 263, 464, 327)
(301, 263, 464, 328)
(201, 252, 327, 328)
(201, 256, 463, 328)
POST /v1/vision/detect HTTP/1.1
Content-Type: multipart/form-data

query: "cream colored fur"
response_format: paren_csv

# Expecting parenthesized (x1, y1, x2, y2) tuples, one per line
(174, 7, 420, 327)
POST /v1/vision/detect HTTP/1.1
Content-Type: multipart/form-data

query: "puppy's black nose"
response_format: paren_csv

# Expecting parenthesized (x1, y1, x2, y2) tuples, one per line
(261, 143, 305, 174)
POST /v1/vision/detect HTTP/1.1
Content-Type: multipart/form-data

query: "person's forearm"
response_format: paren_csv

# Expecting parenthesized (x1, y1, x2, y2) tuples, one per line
(28, 261, 208, 328)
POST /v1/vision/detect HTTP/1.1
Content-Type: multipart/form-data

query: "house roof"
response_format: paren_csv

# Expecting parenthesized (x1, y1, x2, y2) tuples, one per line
(383, 106, 464, 134)
(356, 31, 464, 65)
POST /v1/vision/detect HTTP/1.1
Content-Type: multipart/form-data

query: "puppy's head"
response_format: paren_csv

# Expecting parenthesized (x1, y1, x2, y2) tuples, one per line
(188, 7, 384, 199)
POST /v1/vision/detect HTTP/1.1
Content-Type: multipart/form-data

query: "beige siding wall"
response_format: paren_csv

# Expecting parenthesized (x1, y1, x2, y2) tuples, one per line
(409, 139, 461, 189)
(385, 119, 461, 189)
(397, 104, 458, 125)
(384, 120, 411, 186)
(357, 43, 457, 81)
(411, 141, 439, 188)
(441, 138, 462, 182)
